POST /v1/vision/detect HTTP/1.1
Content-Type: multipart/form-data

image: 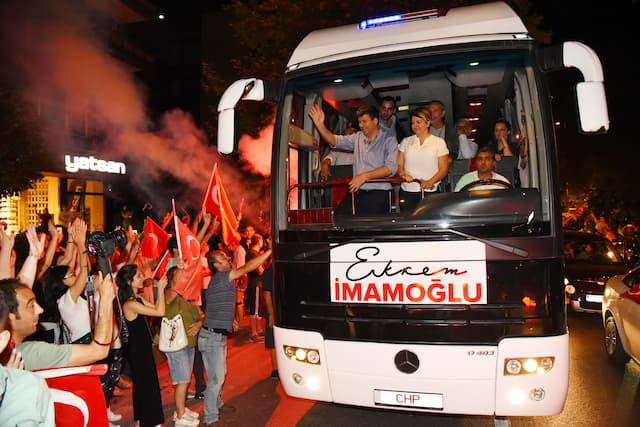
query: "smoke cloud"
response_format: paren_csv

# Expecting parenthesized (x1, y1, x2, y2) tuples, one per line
(0, 0, 269, 229)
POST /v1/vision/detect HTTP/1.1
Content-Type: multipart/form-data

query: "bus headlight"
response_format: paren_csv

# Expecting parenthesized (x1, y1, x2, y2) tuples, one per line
(504, 357, 554, 375)
(283, 345, 321, 365)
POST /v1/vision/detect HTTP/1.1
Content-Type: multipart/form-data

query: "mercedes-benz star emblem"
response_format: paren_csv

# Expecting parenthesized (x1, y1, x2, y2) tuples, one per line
(394, 350, 420, 374)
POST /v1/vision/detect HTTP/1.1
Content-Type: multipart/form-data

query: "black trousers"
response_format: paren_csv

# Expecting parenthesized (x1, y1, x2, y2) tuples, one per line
(334, 189, 390, 215)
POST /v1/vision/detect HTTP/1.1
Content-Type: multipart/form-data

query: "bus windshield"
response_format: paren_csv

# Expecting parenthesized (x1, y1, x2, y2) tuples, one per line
(275, 46, 552, 235)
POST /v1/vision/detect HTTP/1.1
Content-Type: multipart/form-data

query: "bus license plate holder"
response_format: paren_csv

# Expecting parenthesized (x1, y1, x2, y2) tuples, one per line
(374, 389, 443, 410)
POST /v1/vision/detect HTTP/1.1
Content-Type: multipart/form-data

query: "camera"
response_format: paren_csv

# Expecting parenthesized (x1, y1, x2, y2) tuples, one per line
(87, 230, 127, 275)
(87, 230, 127, 257)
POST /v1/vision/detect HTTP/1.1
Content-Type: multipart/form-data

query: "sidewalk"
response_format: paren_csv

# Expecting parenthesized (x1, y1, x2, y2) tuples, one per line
(109, 319, 313, 427)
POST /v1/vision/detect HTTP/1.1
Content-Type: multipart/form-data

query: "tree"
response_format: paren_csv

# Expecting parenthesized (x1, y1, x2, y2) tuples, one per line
(0, 87, 46, 198)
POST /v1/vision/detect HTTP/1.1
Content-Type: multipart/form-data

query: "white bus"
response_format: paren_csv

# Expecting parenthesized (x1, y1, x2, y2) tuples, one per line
(216, 1, 608, 420)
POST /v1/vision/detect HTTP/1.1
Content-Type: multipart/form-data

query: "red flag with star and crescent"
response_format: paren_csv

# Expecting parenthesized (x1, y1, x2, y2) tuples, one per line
(172, 214, 204, 301)
(202, 163, 239, 246)
(140, 217, 170, 259)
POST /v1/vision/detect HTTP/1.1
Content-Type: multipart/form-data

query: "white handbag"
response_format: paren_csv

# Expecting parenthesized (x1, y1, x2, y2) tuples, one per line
(159, 312, 188, 353)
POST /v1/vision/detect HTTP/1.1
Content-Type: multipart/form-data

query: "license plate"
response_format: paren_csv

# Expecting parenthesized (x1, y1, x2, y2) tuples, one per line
(586, 294, 603, 303)
(374, 389, 443, 410)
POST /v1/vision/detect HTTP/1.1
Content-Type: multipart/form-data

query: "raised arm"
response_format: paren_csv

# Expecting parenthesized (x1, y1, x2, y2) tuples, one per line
(308, 104, 337, 147)
(123, 274, 168, 319)
(66, 272, 115, 366)
(199, 215, 219, 245)
(230, 248, 272, 281)
(56, 222, 76, 267)
(67, 219, 89, 302)
(37, 220, 59, 280)
(196, 209, 212, 243)
(16, 224, 45, 288)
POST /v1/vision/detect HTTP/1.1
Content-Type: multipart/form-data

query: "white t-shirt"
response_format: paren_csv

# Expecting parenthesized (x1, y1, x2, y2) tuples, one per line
(57, 290, 92, 343)
(398, 134, 449, 192)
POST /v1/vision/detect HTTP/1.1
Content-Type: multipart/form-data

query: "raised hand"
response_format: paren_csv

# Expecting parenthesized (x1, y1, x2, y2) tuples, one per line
(25, 224, 45, 258)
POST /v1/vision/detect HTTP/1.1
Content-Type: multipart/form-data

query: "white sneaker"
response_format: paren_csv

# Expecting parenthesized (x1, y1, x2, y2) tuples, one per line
(107, 407, 122, 422)
(173, 412, 199, 426)
(185, 407, 200, 419)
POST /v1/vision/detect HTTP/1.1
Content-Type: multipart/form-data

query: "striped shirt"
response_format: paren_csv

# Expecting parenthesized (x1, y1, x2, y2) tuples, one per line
(203, 271, 235, 332)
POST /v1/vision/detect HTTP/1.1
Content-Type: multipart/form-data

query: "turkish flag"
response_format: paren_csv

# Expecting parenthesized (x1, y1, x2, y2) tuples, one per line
(202, 163, 239, 246)
(174, 216, 201, 264)
(173, 258, 204, 304)
(140, 217, 170, 259)
(172, 215, 204, 301)
(35, 364, 109, 427)
(152, 250, 171, 280)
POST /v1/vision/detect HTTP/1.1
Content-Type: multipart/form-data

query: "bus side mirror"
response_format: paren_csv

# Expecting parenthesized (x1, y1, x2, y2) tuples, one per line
(576, 81, 608, 133)
(562, 41, 609, 134)
(540, 42, 610, 134)
(217, 79, 280, 154)
(217, 79, 266, 154)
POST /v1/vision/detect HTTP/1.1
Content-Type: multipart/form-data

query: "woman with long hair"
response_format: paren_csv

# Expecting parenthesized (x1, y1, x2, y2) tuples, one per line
(116, 264, 167, 427)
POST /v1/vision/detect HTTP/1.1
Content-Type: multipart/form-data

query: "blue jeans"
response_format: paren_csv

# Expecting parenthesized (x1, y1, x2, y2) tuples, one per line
(197, 328, 227, 424)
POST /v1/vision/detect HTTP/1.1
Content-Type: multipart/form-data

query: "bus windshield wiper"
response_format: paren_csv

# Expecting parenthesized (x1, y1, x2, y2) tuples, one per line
(294, 238, 376, 260)
(433, 211, 533, 258)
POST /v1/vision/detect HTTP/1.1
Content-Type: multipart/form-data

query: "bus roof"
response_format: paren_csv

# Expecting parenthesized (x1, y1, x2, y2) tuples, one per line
(286, 1, 529, 70)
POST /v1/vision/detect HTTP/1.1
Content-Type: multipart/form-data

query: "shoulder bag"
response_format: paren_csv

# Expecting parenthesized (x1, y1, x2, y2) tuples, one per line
(159, 299, 188, 353)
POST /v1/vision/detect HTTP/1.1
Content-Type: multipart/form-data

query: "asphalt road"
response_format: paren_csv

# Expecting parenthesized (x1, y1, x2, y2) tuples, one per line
(113, 312, 639, 427)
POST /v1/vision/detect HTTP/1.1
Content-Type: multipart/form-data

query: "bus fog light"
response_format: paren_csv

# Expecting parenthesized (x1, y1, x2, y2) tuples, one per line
(508, 388, 526, 405)
(505, 359, 522, 374)
(306, 376, 321, 391)
(530, 387, 546, 401)
(292, 373, 303, 384)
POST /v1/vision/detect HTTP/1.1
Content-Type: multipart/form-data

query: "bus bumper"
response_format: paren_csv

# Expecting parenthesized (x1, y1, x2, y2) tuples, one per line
(274, 327, 569, 416)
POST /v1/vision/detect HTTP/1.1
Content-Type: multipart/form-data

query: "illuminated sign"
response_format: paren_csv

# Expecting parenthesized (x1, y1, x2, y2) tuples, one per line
(64, 154, 126, 175)
(330, 241, 487, 304)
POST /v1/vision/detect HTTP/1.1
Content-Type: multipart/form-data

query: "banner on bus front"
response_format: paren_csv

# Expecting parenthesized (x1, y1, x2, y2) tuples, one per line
(330, 241, 487, 304)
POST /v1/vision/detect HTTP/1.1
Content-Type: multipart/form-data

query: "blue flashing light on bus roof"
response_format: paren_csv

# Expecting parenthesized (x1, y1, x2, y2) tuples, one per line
(358, 9, 442, 30)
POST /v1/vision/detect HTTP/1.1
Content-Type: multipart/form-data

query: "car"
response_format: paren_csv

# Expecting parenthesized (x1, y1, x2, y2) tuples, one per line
(563, 230, 628, 313)
(602, 265, 640, 365)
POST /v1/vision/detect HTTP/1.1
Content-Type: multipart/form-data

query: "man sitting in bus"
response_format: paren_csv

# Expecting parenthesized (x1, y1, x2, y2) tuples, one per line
(454, 146, 510, 192)
(308, 104, 398, 215)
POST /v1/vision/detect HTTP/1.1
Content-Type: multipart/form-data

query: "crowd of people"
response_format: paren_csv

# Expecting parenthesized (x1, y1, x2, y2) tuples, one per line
(0, 207, 274, 427)
(314, 99, 528, 215)
(563, 207, 640, 265)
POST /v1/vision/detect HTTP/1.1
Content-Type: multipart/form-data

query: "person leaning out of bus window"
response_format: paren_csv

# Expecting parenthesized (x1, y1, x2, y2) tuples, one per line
(454, 146, 510, 192)
(308, 104, 398, 215)
(397, 107, 449, 211)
